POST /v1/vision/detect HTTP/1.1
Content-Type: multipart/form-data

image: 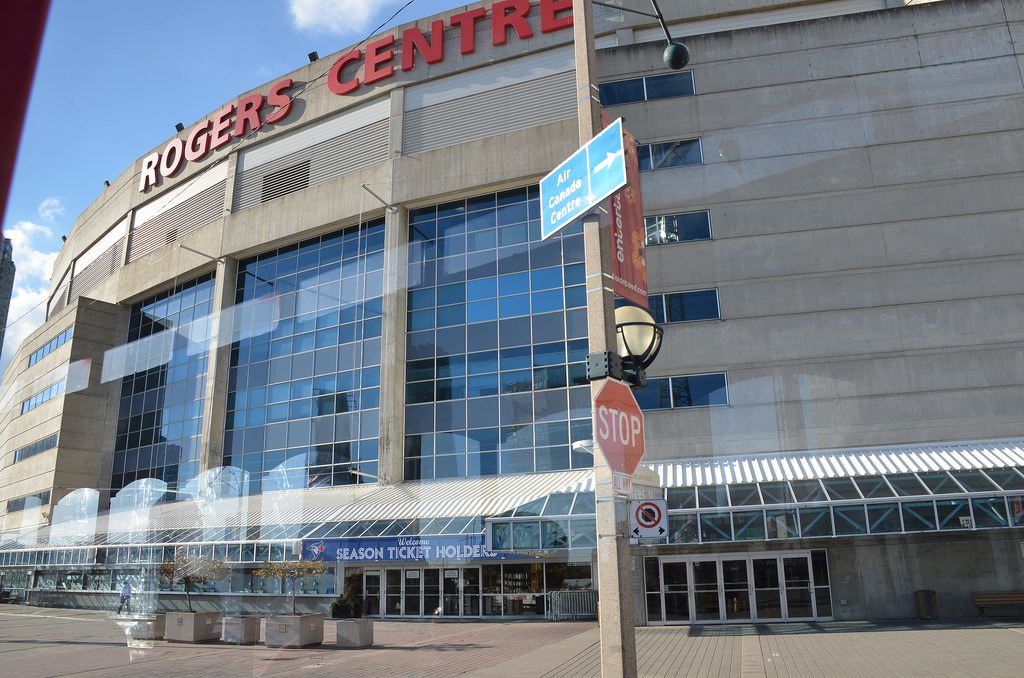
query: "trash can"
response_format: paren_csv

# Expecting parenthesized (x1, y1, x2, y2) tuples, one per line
(914, 590, 938, 619)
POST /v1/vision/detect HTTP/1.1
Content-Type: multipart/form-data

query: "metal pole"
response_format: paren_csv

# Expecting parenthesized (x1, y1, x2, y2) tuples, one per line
(572, 1, 639, 676)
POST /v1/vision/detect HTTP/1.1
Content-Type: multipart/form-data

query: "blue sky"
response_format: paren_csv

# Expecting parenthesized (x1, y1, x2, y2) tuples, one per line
(2, 0, 466, 373)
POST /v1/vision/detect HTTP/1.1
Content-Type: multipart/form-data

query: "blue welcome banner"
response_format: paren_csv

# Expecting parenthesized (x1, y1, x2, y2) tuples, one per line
(303, 534, 530, 562)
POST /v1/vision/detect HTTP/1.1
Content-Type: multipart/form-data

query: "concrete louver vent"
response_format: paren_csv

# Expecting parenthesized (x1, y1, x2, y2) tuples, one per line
(402, 70, 575, 156)
(128, 180, 226, 262)
(69, 237, 124, 299)
(232, 118, 389, 213)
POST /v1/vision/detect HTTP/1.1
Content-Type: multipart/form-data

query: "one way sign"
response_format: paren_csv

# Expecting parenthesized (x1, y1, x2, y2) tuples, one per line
(629, 499, 668, 539)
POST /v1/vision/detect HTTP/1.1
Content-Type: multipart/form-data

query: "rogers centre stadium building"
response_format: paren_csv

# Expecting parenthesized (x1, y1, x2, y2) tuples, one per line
(1, 0, 1023, 624)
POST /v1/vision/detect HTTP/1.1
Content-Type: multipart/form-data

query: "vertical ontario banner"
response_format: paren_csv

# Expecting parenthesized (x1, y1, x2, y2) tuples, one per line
(602, 112, 648, 308)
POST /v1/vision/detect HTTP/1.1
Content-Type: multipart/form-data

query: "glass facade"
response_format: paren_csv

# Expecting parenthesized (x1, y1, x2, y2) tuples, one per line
(224, 220, 385, 492)
(404, 186, 594, 480)
(111, 274, 215, 493)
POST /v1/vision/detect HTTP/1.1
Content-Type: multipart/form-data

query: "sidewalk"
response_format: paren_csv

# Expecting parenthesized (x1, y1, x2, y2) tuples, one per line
(1, 605, 1022, 677)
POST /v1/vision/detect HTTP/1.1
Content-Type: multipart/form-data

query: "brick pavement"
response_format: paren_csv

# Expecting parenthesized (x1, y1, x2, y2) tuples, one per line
(1, 605, 1022, 678)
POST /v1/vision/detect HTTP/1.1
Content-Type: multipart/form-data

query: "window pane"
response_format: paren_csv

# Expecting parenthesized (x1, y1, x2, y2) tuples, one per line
(670, 374, 728, 407)
(663, 290, 719, 322)
(644, 71, 695, 99)
(699, 513, 732, 541)
(598, 79, 646, 105)
(901, 501, 936, 531)
(639, 139, 702, 171)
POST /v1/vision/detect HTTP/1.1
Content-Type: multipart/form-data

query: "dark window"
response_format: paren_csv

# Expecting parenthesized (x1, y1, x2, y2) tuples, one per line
(7, 490, 50, 514)
(28, 325, 74, 367)
(636, 373, 728, 409)
(645, 211, 711, 245)
(660, 290, 720, 323)
(599, 71, 694, 105)
(14, 434, 59, 463)
(638, 139, 702, 171)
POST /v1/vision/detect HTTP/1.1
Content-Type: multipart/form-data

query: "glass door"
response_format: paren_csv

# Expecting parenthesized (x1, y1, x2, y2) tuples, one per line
(404, 569, 422, 616)
(385, 568, 402, 616)
(722, 559, 751, 621)
(462, 567, 480, 616)
(442, 568, 461, 616)
(753, 557, 783, 620)
(692, 560, 720, 621)
(662, 559, 689, 622)
(363, 570, 381, 617)
(783, 556, 814, 619)
(424, 568, 441, 616)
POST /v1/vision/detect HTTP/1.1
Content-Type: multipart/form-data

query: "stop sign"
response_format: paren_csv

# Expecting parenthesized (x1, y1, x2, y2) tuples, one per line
(593, 378, 646, 474)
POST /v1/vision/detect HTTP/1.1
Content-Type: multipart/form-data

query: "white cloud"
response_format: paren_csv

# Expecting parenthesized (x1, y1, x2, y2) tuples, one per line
(38, 196, 65, 222)
(5, 220, 58, 281)
(289, 0, 383, 36)
(0, 219, 62, 374)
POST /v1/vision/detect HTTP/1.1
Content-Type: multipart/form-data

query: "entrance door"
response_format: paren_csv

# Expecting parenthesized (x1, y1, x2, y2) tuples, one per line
(692, 560, 720, 621)
(424, 568, 441, 616)
(722, 559, 751, 620)
(385, 568, 402, 616)
(753, 557, 783, 620)
(364, 570, 381, 617)
(662, 560, 688, 622)
(442, 568, 461, 615)
(404, 569, 422, 616)
(462, 567, 480, 616)
(783, 557, 814, 619)
(645, 551, 829, 624)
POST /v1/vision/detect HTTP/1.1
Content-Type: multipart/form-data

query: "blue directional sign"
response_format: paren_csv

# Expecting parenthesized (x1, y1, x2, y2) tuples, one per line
(540, 118, 627, 240)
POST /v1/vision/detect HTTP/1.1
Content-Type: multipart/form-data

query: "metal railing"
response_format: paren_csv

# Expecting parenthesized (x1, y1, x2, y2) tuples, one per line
(547, 589, 598, 620)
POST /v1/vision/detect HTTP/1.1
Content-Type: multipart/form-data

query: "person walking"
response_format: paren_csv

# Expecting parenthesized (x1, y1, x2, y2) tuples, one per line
(117, 582, 132, 615)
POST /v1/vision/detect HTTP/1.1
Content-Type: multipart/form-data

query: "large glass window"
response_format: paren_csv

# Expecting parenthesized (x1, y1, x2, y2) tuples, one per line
(21, 379, 66, 414)
(645, 211, 711, 245)
(111, 273, 215, 494)
(28, 325, 74, 366)
(638, 139, 702, 170)
(7, 490, 50, 514)
(635, 373, 729, 410)
(404, 187, 593, 480)
(14, 433, 59, 463)
(224, 220, 384, 493)
(645, 290, 720, 324)
(599, 71, 695, 105)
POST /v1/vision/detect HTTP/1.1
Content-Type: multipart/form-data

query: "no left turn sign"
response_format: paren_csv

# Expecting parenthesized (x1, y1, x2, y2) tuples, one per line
(629, 499, 667, 538)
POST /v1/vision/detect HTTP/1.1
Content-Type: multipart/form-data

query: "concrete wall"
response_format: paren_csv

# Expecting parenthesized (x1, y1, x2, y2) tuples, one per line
(0, 298, 122, 529)
(599, 0, 1024, 460)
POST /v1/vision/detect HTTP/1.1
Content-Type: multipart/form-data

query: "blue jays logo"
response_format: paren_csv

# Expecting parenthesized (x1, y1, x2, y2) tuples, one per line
(306, 541, 326, 560)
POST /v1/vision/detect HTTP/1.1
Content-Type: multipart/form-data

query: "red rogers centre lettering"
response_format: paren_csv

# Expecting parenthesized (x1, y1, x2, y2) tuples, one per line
(138, 78, 294, 192)
(139, 0, 573, 193)
(327, 0, 573, 97)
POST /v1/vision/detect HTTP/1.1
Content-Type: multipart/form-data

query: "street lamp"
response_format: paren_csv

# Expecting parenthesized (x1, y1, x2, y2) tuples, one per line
(587, 305, 664, 391)
(615, 305, 663, 390)
(593, 0, 691, 70)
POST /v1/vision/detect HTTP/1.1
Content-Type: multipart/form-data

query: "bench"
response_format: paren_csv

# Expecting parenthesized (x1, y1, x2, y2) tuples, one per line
(972, 591, 1024, 617)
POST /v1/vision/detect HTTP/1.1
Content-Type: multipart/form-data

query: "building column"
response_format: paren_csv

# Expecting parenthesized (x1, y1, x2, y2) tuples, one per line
(198, 256, 238, 474)
(377, 87, 408, 485)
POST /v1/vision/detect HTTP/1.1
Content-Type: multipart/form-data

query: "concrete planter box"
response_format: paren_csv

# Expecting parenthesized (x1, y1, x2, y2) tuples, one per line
(265, 613, 323, 648)
(222, 616, 261, 645)
(165, 611, 222, 643)
(335, 619, 373, 649)
(128, 614, 165, 640)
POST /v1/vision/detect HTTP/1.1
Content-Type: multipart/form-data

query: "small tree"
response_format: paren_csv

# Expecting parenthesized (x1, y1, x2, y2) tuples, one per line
(255, 558, 328, 615)
(159, 553, 232, 612)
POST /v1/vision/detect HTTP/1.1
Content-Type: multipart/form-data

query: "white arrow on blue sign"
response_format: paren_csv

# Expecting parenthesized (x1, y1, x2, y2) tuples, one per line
(540, 118, 627, 240)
